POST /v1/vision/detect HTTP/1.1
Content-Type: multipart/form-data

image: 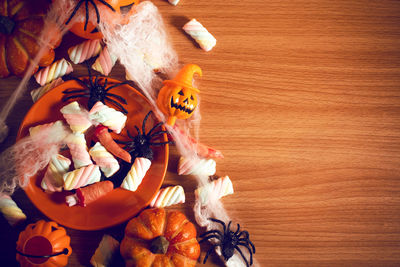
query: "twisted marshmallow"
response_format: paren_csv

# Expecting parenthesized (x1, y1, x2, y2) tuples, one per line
(183, 19, 217, 52)
(34, 58, 73, 86)
(91, 46, 118, 76)
(89, 101, 127, 134)
(30, 78, 64, 102)
(63, 164, 101, 191)
(90, 234, 120, 267)
(0, 194, 26, 227)
(68, 39, 102, 64)
(149, 185, 185, 208)
(29, 120, 66, 138)
(61, 101, 92, 134)
(89, 142, 120, 177)
(41, 154, 71, 192)
(195, 176, 234, 206)
(168, 0, 180, 6)
(121, 157, 151, 192)
(67, 133, 92, 169)
(178, 156, 216, 176)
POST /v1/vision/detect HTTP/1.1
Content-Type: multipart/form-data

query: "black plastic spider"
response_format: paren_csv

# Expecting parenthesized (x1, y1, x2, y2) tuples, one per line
(116, 111, 172, 161)
(65, 0, 115, 31)
(200, 218, 256, 267)
(62, 70, 129, 114)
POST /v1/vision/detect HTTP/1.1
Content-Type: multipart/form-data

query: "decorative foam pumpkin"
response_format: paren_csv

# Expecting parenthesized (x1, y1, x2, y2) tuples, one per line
(67, 0, 139, 40)
(157, 64, 202, 126)
(120, 208, 200, 267)
(16, 220, 72, 267)
(0, 0, 61, 78)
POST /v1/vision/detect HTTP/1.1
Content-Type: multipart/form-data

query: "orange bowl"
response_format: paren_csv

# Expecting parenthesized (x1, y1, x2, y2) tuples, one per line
(17, 78, 168, 230)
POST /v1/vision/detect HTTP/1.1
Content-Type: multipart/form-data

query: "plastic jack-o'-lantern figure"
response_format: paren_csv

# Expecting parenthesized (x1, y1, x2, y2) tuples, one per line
(66, 0, 139, 39)
(16, 220, 72, 267)
(157, 64, 202, 126)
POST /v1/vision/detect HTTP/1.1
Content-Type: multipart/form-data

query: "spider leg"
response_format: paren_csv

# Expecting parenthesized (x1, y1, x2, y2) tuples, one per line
(65, 0, 84, 25)
(62, 94, 90, 102)
(237, 230, 250, 240)
(105, 80, 130, 92)
(200, 230, 223, 239)
(84, 0, 89, 31)
(88, 0, 100, 24)
(234, 245, 250, 267)
(238, 242, 255, 262)
(127, 130, 135, 139)
(142, 111, 152, 135)
(106, 93, 127, 104)
(68, 76, 90, 90)
(199, 234, 222, 244)
(227, 221, 232, 233)
(238, 238, 256, 253)
(149, 141, 173, 146)
(104, 97, 128, 114)
(203, 244, 221, 264)
(103, 77, 108, 88)
(149, 130, 169, 140)
(235, 223, 241, 235)
(62, 88, 87, 94)
(208, 218, 227, 233)
(98, 0, 116, 12)
(147, 122, 163, 137)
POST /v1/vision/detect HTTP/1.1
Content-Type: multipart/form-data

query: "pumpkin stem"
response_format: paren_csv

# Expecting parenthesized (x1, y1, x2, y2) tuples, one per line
(0, 15, 15, 35)
(150, 236, 169, 254)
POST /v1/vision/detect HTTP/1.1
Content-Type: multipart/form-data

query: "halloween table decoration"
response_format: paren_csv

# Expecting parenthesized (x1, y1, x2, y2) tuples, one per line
(0, 0, 61, 78)
(157, 64, 202, 126)
(120, 208, 200, 267)
(16, 220, 72, 267)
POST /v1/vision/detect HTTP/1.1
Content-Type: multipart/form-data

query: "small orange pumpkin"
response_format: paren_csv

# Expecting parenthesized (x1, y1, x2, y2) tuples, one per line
(0, 0, 61, 78)
(120, 208, 200, 267)
(157, 64, 202, 126)
(67, 0, 139, 40)
(16, 220, 72, 267)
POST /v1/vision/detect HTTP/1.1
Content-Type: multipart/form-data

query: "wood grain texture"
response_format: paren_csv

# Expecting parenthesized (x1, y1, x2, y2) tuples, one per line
(1, 0, 400, 266)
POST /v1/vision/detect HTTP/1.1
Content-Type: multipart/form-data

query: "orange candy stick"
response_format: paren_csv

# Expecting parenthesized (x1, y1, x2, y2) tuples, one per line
(172, 125, 223, 159)
(94, 126, 131, 163)
(68, 181, 114, 207)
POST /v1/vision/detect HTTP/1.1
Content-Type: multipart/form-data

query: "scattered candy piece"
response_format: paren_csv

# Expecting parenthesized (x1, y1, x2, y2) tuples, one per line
(183, 19, 216, 52)
(94, 126, 131, 163)
(30, 78, 64, 103)
(61, 101, 92, 134)
(89, 101, 127, 134)
(195, 176, 234, 206)
(121, 157, 151, 192)
(178, 156, 216, 176)
(68, 39, 102, 64)
(149, 185, 185, 208)
(66, 181, 114, 207)
(63, 164, 101, 191)
(0, 194, 26, 227)
(92, 46, 118, 76)
(34, 58, 73, 86)
(67, 133, 93, 169)
(29, 120, 66, 137)
(168, 0, 180, 6)
(41, 154, 71, 192)
(90, 234, 120, 267)
(89, 142, 120, 177)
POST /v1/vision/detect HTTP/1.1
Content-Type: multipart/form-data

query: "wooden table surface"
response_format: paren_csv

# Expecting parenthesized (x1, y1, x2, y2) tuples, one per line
(1, 0, 400, 266)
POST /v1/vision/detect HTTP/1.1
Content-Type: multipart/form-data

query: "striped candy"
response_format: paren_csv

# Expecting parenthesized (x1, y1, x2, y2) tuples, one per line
(63, 164, 101, 191)
(61, 101, 92, 134)
(89, 142, 120, 177)
(121, 157, 151, 192)
(67, 132, 93, 169)
(183, 19, 217, 51)
(68, 39, 102, 64)
(91, 46, 118, 76)
(41, 154, 71, 192)
(0, 194, 26, 227)
(195, 176, 234, 206)
(149, 185, 185, 208)
(178, 156, 216, 176)
(34, 58, 73, 86)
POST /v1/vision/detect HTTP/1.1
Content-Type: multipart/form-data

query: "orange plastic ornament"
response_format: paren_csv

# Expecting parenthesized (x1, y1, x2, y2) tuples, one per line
(16, 220, 72, 267)
(67, 0, 139, 40)
(157, 64, 202, 126)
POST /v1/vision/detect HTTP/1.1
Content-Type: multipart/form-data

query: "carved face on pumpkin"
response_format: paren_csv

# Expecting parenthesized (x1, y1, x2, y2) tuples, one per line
(157, 64, 202, 126)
